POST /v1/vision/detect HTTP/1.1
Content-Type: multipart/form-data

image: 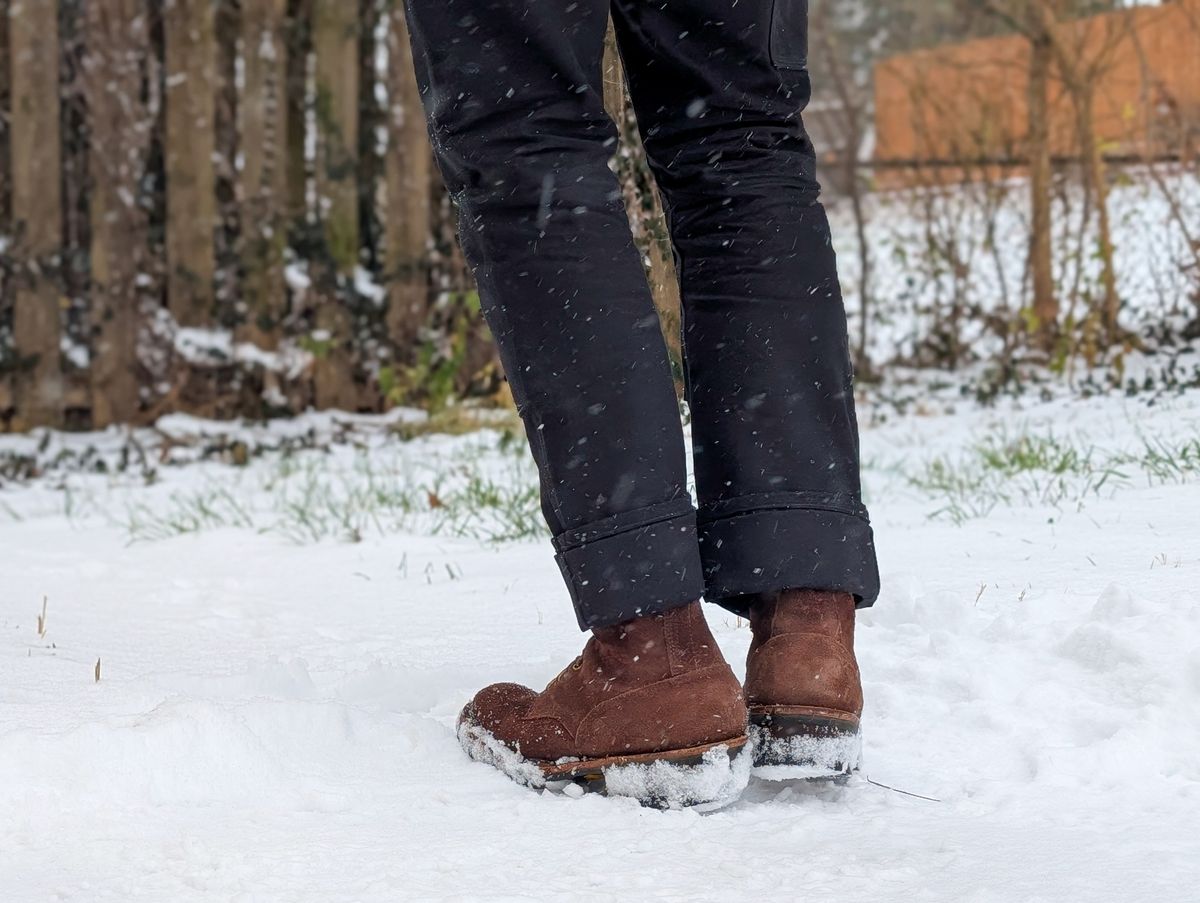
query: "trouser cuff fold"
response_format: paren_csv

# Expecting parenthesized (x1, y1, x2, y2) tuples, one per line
(699, 501, 880, 616)
(553, 499, 705, 630)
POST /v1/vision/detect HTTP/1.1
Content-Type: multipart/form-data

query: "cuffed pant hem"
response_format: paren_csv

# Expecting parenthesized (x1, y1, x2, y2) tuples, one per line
(698, 503, 880, 616)
(553, 499, 705, 631)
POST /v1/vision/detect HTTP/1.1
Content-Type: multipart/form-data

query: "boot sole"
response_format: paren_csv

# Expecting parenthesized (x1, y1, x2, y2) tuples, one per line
(458, 718, 752, 810)
(749, 706, 862, 782)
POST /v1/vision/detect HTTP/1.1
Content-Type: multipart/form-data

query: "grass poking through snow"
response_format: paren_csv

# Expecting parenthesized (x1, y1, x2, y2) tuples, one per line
(908, 431, 1200, 524)
(6, 407, 1198, 542)
(117, 432, 546, 546)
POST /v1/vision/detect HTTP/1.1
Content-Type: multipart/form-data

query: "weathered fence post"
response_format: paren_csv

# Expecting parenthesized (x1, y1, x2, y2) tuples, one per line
(0, 0, 12, 421)
(311, 0, 359, 409)
(284, 0, 310, 226)
(164, 0, 217, 327)
(239, 0, 289, 349)
(85, 0, 151, 427)
(9, 0, 64, 429)
(313, 0, 358, 273)
(384, 4, 432, 354)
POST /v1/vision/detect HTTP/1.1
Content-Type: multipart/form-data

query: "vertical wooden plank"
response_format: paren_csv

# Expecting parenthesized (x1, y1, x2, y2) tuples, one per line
(284, 0, 310, 225)
(85, 0, 151, 427)
(313, 0, 359, 272)
(239, 0, 289, 348)
(383, 3, 431, 353)
(213, 0, 240, 323)
(9, 0, 64, 429)
(311, 0, 358, 410)
(0, 0, 8, 233)
(164, 0, 217, 327)
(357, 0, 382, 271)
(0, 0, 11, 419)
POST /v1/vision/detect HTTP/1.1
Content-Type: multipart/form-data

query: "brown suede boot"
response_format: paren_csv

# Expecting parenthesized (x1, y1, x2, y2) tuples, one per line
(744, 589, 864, 780)
(457, 602, 750, 808)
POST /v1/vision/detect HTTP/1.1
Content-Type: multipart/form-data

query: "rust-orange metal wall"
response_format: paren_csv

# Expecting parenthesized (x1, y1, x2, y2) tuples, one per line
(873, 0, 1200, 170)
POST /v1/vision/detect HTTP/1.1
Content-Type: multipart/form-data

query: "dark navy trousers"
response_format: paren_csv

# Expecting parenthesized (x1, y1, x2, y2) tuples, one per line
(403, 0, 880, 629)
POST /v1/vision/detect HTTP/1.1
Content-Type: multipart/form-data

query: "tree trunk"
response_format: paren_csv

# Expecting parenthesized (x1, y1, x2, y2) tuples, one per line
(845, 149, 871, 372)
(1032, 0, 1120, 350)
(814, 15, 872, 375)
(1076, 88, 1120, 342)
(9, 0, 64, 429)
(602, 28, 683, 381)
(164, 0, 217, 327)
(1027, 29, 1057, 347)
(239, 0, 289, 348)
(84, 0, 152, 427)
(383, 6, 432, 354)
(602, 25, 624, 118)
(643, 230, 683, 376)
(311, 0, 359, 409)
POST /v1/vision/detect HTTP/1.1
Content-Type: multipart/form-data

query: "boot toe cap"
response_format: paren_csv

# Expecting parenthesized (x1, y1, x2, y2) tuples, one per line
(461, 682, 537, 733)
(460, 682, 577, 761)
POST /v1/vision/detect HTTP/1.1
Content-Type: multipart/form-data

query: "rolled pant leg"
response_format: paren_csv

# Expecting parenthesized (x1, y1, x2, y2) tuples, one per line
(612, 0, 881, 614)
(403, 0, 703, 629)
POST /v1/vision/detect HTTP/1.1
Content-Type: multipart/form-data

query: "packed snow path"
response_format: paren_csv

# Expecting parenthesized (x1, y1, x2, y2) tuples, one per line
(2, 389, 1198, 901)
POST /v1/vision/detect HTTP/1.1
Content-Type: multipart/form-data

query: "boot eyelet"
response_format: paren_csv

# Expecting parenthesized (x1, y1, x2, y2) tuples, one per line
(571, 659, 583, 671)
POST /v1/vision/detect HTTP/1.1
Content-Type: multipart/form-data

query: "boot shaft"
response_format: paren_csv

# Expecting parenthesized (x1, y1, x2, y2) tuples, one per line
(748, 589, 856, 653)
(591, 600, 728, 682)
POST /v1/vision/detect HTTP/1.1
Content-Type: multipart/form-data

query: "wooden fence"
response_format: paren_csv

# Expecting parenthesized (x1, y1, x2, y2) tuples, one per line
(0, 0, 493, 432)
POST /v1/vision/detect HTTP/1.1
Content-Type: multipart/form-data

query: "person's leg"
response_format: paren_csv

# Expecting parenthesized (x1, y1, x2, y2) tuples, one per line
(612, 0, 878, 776)
(403, 0, 747, 805)
(611, 0, 879, 613)
(403, 0, 699, 631)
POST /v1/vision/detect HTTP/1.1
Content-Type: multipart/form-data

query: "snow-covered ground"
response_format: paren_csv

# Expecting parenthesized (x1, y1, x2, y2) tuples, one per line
(2, 388, 1199, 901)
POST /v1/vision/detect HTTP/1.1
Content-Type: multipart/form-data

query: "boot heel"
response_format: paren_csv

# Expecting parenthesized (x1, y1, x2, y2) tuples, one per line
(750, 708, 862, 781)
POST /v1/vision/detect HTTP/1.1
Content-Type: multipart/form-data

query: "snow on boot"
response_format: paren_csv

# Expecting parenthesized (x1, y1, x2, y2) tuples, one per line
(457, 602, 750, 809)
(744, 590, 863, 781)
